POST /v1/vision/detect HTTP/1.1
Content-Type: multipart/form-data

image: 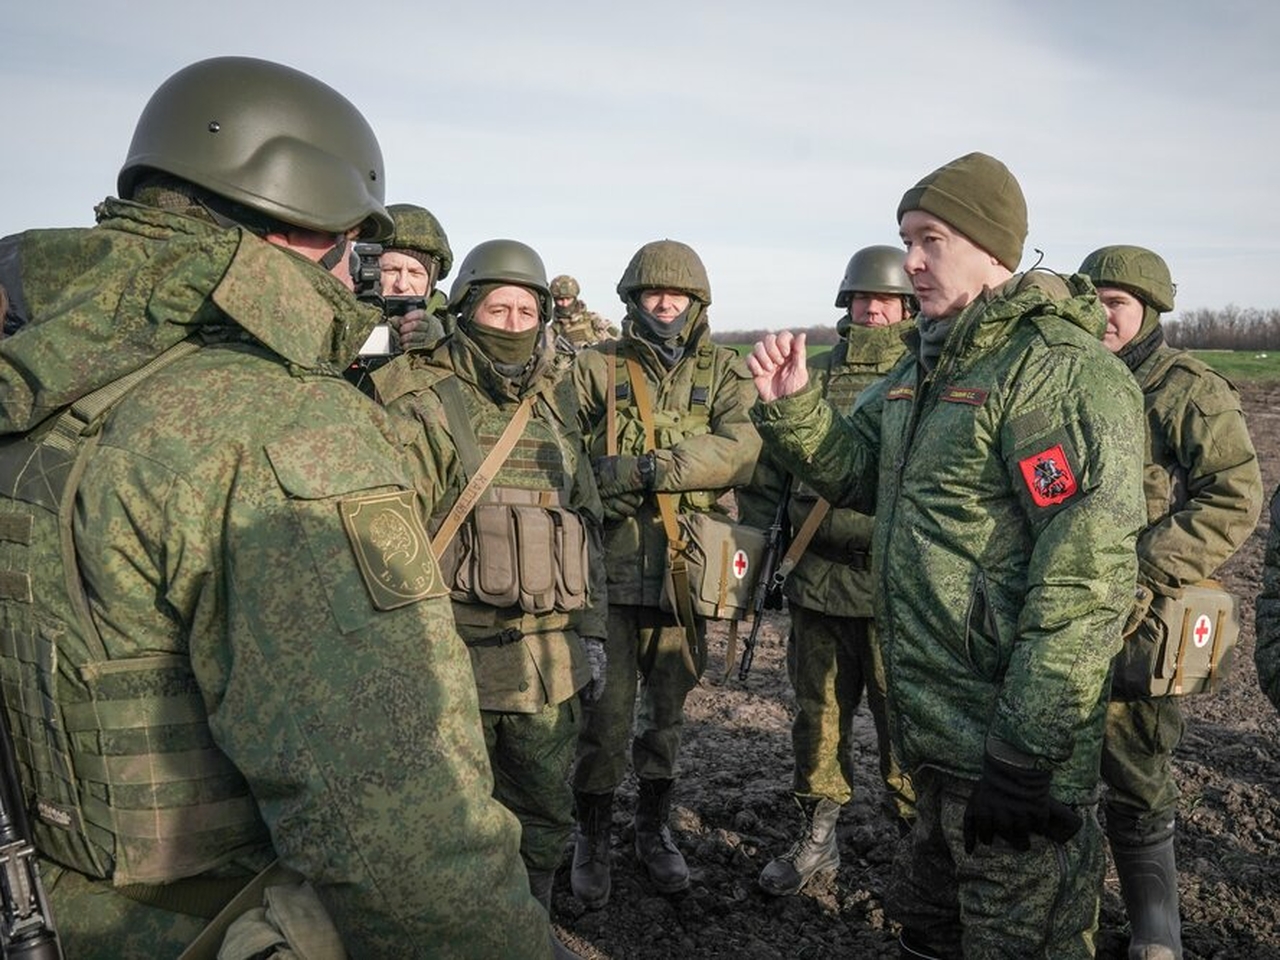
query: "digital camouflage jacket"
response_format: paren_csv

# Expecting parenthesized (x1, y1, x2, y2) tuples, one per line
(573, 315, 761, 606)
(374, 326, 606, 713)
(740, 319, 911, 618)
(752, 273, 1145, 802)
(0, 200, 551, 959)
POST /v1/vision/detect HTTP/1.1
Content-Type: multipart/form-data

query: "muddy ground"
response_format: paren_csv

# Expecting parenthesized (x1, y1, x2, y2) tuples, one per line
(551, 380, 1280, 960)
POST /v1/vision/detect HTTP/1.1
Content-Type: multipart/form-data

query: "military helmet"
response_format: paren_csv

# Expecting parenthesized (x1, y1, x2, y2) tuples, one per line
(1078, 245, 1176, 313)
(616, 239, 711, 305)
(386, 203, 453, 280)
(835, 245, 914, 308)
(118, 56, 392, 240)
(549, 275, 581, 299)
(448, 239, 553, 319)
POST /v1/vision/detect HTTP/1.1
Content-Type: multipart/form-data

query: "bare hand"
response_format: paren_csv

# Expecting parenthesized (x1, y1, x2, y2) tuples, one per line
(747, 331, 809, 402)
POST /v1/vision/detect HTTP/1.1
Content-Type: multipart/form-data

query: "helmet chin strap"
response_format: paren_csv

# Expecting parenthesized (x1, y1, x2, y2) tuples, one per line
(318, 237, 349, 272)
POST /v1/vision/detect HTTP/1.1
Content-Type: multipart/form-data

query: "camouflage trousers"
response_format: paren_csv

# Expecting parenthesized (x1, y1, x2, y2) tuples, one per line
(1100, 696, 1185, 845)
(573, 603, 706, 793)
(887, 769, 1104, 959)
(482, 698, 581, 874)
(786, 605, 914, 818)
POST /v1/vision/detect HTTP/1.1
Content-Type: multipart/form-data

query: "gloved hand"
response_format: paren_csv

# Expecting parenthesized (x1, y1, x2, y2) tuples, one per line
(963, 751, 1082, 854)
(389, 308, 445, 353)
(601, 492, 644, 522)
(1122, 582, 1156, 638)
(593, 453, 654, 497)
(582, 637, 608, 703)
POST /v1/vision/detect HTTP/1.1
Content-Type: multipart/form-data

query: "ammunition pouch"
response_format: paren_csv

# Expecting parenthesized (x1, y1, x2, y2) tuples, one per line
(1111, 579, 1240, 699)
(660, 512, 766, 621)
(442, 489, 589, 616)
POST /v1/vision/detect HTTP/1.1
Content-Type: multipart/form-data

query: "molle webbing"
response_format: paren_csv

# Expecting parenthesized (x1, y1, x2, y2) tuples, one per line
(0, 338, 268, 885)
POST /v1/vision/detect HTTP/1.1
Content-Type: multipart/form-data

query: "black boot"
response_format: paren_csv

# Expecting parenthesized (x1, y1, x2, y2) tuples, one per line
(571, 790, 614, 909)
(527, 868, 555, 915)
(633, 777, 689, 893)
(1112, 836, 1183, 960)
(758, 795, 841, 896)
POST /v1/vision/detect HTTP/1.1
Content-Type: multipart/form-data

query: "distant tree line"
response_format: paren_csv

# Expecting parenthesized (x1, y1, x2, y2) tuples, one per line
(714, 308, 1280, 351)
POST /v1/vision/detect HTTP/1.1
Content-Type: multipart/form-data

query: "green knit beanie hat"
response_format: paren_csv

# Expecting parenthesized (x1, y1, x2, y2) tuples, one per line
(897, 152, 1027, 271)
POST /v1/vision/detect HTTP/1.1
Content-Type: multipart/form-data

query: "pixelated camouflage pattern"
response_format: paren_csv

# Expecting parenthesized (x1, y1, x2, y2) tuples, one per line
(615, 239, 711, 305)
(552, 308, 616, 347)
(1256, 488, 1280, 711)
(549, 275, 580, 299)
(572, 316, 761, 606)
(1079, 244, 1176, 312)
(387, 202, 453, 279)
(753, 272, 1145, 802)
(1102, 333, 1260, 842)
(4, 204, 552, 958)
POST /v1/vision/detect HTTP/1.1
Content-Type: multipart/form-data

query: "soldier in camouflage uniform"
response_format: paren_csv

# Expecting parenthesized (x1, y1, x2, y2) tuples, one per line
(374, 239, 609, 922)
(748, 153, 1146, 958)
(1080, 245, 1261, 960)
(569, 240, 762, 907)
(1257, 490, 1280, 713)
(739, 246, 918, 899)
(550, 274, 618, 348)
(381, 202, 454, 351)
(0, 57, 553, 960)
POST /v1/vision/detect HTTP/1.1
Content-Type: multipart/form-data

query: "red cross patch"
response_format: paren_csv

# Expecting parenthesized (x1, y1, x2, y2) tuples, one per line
(1193, 614, 1213, 648)
(1018, 443, 1078, 508)
(732, 549, 750, 580)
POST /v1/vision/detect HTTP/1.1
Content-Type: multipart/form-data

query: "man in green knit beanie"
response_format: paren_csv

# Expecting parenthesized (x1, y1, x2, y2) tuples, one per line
(747, 152, 1145, 957)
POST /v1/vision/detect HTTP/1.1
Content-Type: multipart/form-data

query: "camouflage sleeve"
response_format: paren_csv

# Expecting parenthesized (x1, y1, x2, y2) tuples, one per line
(560, 383, 610, 637)
(991, 353, 1145, 766)
(1256, 489, 1280, 712)
(651, 352, 763, 494)
(1136, 367, 1263, 592)
(750, 379, 881, 514)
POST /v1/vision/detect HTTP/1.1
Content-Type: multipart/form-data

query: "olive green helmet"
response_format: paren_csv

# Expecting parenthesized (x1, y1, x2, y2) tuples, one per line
(118, 56, 392, 240)
(616, 239, 711, 305)
(835, 245, 913, 307)
(549, 275, 581, 299)
(448, 239, 553, 319)
(1078, 245, 1176, 313)
(386, 203, 453, 280)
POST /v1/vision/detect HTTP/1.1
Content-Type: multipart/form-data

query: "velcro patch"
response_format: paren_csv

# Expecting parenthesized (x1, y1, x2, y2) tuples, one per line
(886, 386, 914, 401)
(940, 386, 989, 406)
(1018, 444, 1079, 508)
(340, 490, 447, 609)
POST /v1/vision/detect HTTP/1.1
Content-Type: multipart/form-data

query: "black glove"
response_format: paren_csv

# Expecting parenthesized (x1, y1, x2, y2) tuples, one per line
(388, 308, 445, 353)
(601, 491, 644, 522)
(593, 453, 654, 497)
(963, 752, 1083, 854)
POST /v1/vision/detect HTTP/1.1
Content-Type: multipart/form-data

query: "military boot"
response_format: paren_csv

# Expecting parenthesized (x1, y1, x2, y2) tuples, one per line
(571, 790, 614, 909)
(1112, 837, 1183, 960)
(633, 777, 689, 893)
(758, 795, 841, 896)
(527, 868, 555, 915)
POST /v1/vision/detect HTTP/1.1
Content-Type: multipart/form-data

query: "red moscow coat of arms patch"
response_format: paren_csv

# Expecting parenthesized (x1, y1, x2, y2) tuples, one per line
(1018, 443, 1079, 507)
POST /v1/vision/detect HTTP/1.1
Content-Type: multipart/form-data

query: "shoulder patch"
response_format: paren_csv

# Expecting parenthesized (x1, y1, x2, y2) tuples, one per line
(339, 490, 447, 608)
(940, 386, 989, 406)
(886, 385, 915, 401)
(1018, 443, 1079, 508)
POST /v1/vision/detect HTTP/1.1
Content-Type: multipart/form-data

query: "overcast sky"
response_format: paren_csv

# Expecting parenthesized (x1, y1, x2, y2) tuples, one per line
(4, 1, 1278, 332)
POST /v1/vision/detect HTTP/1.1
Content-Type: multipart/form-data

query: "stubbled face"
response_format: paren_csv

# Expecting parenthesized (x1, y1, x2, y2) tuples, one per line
(638, 288, 691, 323)
(1096, 286, 1147, 353)
(849, 292, 906, 327)
(474, 285, 540, 332)
(380, 250, 431, 297)
(899, 210, 1007, 319)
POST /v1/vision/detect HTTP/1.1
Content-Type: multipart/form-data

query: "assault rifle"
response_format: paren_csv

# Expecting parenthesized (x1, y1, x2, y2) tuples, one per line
(0, 690, 63, 959)
(738, 473, 793, 681)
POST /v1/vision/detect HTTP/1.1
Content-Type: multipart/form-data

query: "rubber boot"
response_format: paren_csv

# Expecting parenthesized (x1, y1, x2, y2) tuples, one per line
(633, 777, 689, 893)
(570, 790, 613, 909)
(1112, 837, 1183, 960)
(758, 795, 841, 896)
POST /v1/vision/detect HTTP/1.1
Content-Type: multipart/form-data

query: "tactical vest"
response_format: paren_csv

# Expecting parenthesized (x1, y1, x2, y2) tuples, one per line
(600, 341, 721, 512)
(0, 341, 266, 886)
(433, 376, 589, 625)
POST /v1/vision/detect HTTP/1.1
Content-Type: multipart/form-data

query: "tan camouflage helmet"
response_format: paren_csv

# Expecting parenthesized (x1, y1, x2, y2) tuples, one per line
(386, 203, 453, 280)
(835, 245, 914, 308)
(616, 239, 711, 305)
(1078, 245, 1176, 313)
(549, 275, 581, 299)
(118, 56, 392, 240)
